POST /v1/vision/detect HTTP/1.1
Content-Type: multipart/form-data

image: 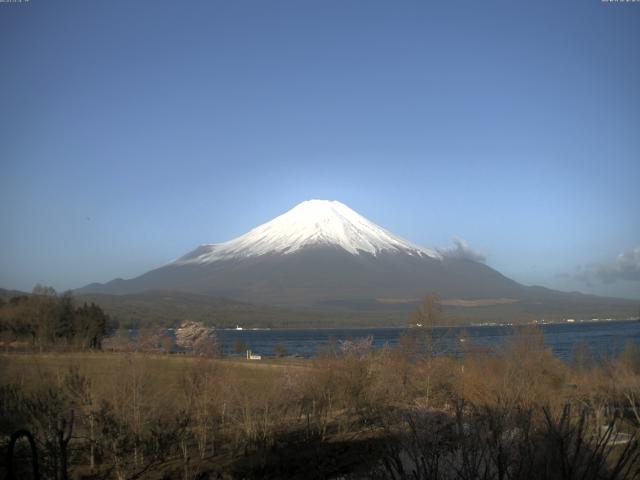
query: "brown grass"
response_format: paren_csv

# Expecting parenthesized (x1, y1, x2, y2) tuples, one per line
(2, 329, 640, 479)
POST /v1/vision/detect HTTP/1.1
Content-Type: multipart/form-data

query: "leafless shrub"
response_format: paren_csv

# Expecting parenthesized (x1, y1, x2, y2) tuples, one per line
(340, 334, 374, 358)
(3, 323, 640, 479)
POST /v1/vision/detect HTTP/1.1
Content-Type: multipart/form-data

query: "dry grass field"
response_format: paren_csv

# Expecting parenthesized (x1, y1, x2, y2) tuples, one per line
(2, 330, 640, 479)
(0, 352, 306, 396)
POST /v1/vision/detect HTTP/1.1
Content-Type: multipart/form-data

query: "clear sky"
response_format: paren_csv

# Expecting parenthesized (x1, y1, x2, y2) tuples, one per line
(1, 0, 639, 299)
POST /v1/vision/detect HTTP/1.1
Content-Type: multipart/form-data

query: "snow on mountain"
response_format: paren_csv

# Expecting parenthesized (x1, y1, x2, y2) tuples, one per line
(173, 199, 441, 264)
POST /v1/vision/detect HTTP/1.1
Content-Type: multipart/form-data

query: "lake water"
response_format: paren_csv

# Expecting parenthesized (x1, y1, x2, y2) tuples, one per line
(212, 320, 640, 360)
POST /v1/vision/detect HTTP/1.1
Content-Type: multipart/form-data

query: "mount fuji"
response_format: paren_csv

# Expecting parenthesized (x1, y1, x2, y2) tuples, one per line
(78, 200, 637, 320)
(173, 199, 440, 263)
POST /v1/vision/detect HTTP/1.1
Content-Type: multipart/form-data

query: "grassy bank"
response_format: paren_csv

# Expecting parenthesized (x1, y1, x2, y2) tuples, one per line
(0, 352, 306, 395)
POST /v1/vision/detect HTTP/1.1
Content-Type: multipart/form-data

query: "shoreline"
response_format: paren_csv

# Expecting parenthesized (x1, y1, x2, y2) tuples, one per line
(214, 316, 640, 331)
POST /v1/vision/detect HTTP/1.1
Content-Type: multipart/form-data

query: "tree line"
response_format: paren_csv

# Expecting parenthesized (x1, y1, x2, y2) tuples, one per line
(0, 285, 109, 351)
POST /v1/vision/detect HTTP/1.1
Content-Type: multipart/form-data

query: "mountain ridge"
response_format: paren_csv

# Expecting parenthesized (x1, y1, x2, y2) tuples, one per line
(76, 200, 639, 320)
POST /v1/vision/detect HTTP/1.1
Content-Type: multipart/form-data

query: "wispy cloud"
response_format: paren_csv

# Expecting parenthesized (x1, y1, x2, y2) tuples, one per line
(567, 246, 640, 285)
(438, 236, 487, 263)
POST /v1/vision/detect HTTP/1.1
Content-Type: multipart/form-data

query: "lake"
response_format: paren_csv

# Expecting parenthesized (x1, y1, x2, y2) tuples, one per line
(212, 320, 640, 360)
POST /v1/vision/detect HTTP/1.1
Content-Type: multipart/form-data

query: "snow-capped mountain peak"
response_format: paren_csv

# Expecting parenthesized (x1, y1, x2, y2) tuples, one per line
(174, 199, 440, 264)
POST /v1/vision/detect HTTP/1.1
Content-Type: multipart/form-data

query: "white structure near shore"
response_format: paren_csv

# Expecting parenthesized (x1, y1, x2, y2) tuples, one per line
(246, 350, 261, 360)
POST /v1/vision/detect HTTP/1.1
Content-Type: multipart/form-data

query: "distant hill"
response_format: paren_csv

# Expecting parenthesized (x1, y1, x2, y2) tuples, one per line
(0, 288, 28, 301)
(3, 285, 636, 329)
(75, 290, 409, 329)
(76, 288, 639, 329)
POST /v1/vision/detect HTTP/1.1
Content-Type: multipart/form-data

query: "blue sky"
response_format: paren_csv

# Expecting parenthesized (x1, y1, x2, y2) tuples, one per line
(1, 0, 639, 299)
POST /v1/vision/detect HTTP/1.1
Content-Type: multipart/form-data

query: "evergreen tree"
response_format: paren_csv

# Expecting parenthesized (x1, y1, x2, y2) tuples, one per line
(0, 287, 108, 350)
(74, 302, 108, 349)
(56, 292, 76, 344)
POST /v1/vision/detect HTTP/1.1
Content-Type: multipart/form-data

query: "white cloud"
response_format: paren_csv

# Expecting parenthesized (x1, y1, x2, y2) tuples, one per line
(438, 236, 487, 263)
(598, 246, 640, 283)
(572, 245, 640, 284)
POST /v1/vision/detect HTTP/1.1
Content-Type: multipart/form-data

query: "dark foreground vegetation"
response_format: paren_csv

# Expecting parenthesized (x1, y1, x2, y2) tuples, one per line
(3, 324, 640, 479)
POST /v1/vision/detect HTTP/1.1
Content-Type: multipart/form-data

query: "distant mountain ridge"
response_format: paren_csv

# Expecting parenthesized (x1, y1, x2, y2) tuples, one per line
(77, 200, 638, 320)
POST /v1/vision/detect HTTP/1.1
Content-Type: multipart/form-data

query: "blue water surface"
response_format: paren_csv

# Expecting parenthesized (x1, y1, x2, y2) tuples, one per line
(210, 320, 640, 361)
